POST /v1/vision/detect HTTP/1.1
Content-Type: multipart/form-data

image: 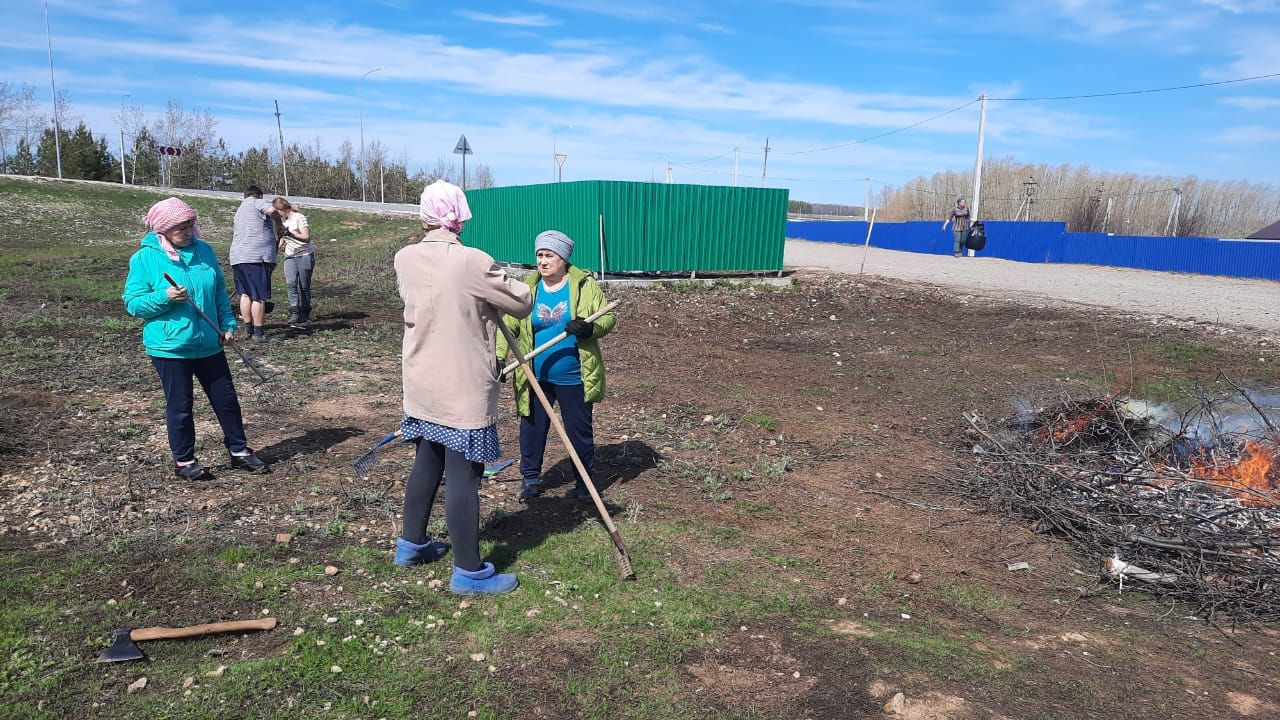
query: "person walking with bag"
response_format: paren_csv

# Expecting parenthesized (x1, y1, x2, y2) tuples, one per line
(497, 230, 616, 502)
(123, 197, 268, 480)
(393, 180, 533, 595)
(273, 197, 315, 324)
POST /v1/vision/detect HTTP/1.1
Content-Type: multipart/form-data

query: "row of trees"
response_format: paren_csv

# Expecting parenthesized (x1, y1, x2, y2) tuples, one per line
(0, 83, 495, 201)
(877, 158, 1280, 237)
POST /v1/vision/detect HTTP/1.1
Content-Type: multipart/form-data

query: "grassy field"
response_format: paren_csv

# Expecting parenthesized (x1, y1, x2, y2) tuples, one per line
(1, 176, 1278, 719)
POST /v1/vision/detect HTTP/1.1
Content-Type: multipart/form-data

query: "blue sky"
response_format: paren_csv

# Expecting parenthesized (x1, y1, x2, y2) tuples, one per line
(1, 0, 1278, 203)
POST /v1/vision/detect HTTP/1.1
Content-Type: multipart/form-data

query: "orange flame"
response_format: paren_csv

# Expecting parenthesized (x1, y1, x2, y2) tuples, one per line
(1190, 442, 1280, 506)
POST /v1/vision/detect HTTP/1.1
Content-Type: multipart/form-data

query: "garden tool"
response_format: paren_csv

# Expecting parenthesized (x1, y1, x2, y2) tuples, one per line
(162, 273, 276, 383)
(496, 320, 636, 581)
(97, 618, 278, 663)
(499, 301, 618, 377)
(353, 430, 514, 480)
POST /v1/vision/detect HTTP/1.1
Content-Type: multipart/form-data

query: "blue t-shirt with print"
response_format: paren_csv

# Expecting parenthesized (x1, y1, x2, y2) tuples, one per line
(531, 280, 581, 385)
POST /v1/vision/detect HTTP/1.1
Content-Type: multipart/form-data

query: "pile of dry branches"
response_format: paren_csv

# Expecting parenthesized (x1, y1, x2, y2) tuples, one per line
(953, 394, 1280, 622)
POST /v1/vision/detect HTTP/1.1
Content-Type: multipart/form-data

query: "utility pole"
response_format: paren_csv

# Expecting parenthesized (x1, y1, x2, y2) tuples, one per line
(864, 177, 871, 221)
(970, 93, 988, 221)
(274, 100, 289, 196)
(1017, 175, 1038, 221)
(665, 161, 673, 184)
(119, 127, 127, 184)
(358, 66, 385, 203)
(1103, 195, 1114, 233)
(760, 137, 771, 187)
(1164, 188, 1183, 236)
(42, 0, 63, 179)
(733, 147, 740, 187)
(380, 163, 385, 203)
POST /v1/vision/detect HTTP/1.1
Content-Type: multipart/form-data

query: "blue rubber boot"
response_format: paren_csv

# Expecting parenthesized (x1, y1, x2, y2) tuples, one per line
(394, 537, 450, 567)
(449, 562, 518, 595)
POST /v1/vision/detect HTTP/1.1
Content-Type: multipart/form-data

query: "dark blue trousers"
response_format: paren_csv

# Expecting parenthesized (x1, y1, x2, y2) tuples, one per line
(520, 382, 593, 485)
(150, 353, 248, 462)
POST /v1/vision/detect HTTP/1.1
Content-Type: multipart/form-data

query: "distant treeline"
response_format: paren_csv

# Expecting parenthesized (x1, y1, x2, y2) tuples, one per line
(876, 157, 1279, 237)
(0, 82, 493, 201)
(788, 200, 864, 216)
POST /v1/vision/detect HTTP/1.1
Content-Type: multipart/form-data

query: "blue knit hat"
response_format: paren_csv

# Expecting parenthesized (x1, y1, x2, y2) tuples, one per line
(535, 230, 574, 262)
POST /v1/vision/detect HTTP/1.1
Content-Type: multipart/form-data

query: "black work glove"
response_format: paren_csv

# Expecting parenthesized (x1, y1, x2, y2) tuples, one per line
(565, 318, 594, 338)
(496, 358, 508, 383)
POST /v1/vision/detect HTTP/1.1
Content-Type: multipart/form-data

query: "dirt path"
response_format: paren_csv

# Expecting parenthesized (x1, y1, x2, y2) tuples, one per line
(786, 239, 1280, 335)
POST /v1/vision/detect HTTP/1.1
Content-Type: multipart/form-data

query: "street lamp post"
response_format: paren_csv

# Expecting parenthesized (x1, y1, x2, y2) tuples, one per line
(552, 124, 574, 182)
(42, 0, 63, 179)
(358, 66, 385, 202)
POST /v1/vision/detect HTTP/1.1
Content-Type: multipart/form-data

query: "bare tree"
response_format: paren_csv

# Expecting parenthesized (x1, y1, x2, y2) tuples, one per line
(0, 82, 44, 170)
(113, 99, 147, 183)
(880, 157, 1280, 237)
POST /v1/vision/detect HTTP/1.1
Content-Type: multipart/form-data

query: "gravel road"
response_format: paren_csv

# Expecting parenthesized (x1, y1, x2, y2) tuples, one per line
(785, 239, 1280, 335)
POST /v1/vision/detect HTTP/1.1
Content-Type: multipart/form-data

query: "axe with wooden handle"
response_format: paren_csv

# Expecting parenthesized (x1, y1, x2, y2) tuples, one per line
(97, 618, 278, 663)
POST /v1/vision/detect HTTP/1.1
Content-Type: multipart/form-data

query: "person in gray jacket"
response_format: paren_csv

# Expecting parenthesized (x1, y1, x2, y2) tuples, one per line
(392, 180, 533, 595)
(229, 185, 281, 341)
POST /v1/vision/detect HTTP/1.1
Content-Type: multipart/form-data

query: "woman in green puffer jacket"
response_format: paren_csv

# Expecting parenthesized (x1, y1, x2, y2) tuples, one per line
(496, 230, 616, 502)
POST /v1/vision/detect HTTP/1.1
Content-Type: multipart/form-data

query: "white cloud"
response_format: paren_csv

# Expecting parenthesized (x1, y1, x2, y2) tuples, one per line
(456, 10, 560, 27)
(1213, 124, 1280, 143)
(1195, 0, 1280, 12)
(1206, 28, 1280, 78)
(34, 21, 1013, 131)
(533, 0, 705, 23)
(1220, 95, 1280, 109)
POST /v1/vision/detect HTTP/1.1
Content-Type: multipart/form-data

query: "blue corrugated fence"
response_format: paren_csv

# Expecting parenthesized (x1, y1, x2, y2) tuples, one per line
(786, 220, 1280, 281)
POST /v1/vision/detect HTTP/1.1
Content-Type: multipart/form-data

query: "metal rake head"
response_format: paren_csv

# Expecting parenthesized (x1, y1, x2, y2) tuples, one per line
(352, 448, 381, 477)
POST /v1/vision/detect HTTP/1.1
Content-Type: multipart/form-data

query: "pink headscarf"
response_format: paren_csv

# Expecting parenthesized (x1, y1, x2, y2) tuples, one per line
(419, 180, 472, 234)
(143, 197, 200, 261)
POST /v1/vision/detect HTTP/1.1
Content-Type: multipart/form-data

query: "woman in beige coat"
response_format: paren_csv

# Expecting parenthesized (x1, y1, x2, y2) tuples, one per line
(393, 180, 533, 595)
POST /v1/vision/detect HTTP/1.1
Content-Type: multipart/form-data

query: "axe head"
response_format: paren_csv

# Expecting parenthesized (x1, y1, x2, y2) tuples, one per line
(97, 628, 146, 664)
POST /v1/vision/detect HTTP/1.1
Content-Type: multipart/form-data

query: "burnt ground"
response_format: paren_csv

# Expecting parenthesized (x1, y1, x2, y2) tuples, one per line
(3, 260, 1280, 718)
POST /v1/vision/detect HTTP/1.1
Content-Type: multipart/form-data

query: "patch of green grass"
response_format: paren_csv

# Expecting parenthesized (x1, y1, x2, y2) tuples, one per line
(741, 410, 777, 431)
(940, 583, 1017, 613)
(1150, 342, 1218, 361)
(0, 515, 846, 719)
(735, 500, 775, 514)
(711, 381, 750, 402)
(1133, 376, 1197, 401)
(867, 623, 1030, 682)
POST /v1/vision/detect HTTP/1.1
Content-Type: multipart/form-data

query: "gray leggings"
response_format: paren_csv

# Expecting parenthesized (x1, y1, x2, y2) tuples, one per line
(402, 439, 483, 571)
(283, 253, 315, 309)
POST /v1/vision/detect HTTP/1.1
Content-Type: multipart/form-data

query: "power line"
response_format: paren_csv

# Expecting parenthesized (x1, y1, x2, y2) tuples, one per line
(989, 71, 1280, 101)
(778, 98, 980, 155)
(666, 97, 980, 165)
(669, 147, 736, 166)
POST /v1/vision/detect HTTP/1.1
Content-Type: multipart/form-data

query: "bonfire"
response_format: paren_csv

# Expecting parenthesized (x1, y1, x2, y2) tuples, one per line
(952, 390, 1280, 623)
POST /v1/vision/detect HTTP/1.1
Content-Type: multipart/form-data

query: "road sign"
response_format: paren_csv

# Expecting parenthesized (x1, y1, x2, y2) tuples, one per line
(453, 135, 472, 155)
(157, 145, 183, 156)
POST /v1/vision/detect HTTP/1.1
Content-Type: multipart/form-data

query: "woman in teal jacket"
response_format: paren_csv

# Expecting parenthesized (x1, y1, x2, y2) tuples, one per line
(123, 197, 267, 480)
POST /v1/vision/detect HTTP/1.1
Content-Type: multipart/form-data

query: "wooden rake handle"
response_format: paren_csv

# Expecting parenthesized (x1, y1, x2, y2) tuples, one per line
(496, 320, 636, 580)
(500, 300, 619, 377)
(131, 617, 278, 642)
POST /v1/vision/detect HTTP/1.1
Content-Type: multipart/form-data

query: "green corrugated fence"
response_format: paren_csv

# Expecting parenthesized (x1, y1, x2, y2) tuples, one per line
(462, 180, 788, 273)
